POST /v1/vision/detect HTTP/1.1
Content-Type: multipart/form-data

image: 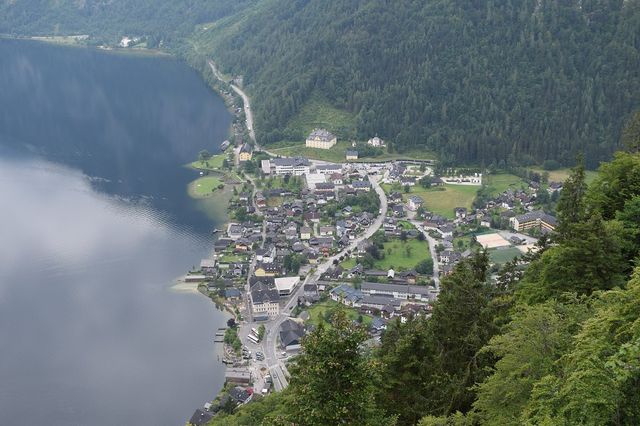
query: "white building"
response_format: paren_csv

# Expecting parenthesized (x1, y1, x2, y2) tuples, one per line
(271, 157, 311, 176)
(275, 276, 300, 296)
(306, 129, 337, 149)
(305, 173, 327, 189)
(367, 136, 385, 147)
(407, 195, 424, 211)
(250, 282, 280, 319)
(361, 282, 436, 302)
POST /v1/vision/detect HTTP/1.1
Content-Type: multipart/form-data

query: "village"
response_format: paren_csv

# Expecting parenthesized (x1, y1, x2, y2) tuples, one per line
(187, 126, 562, 424)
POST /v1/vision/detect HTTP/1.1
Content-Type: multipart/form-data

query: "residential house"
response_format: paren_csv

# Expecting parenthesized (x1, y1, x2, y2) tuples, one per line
(300, 226, 312, 240)
(367, 136, 385, 147)
(227, 223, 244, 240)
(346, 150, 359, 160)
(351, 180, 371, 192)
(319, 225, 335, 236)
(189, 409, 214, 426)
(454, 207, 468, 219)
(254, 262, 281, 277)
(200, 259, 216, 275)
(330, 284, 363, 307)
(407, 195, 423, 211)
(239, 143, 252, 161)
(279, 319, 306, 351)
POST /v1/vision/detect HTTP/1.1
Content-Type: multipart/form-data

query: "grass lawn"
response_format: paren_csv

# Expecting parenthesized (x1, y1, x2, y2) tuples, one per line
(378, 238, 431, 270)
(218, 253, 249, 263)
(190, 153, 228, 171)
(340, 258, 357, 269)
(452, 235, 475, 251)
(188, 176, 223, 198)
(406, 185, 478, 219)
(483, 173, 525, 196)
(529, 167, 598, 185)
(268, 139, 436, 163)
(489, 247, 522, 265)
(305, 300, 372, 328)
(269, 139, 355, 163)
(266, 196, 283, 207)
(283, 93, 357, 140)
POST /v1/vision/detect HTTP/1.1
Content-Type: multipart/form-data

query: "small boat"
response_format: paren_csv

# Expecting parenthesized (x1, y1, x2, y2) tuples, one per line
(222, 358, 234, 365)
(211, 228, 221, 234)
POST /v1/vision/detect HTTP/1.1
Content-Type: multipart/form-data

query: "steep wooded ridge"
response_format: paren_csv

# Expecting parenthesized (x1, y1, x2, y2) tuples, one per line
(0, 0, 254, 47)
(2, 0, 639, 166)
(200, 0, 640, 167)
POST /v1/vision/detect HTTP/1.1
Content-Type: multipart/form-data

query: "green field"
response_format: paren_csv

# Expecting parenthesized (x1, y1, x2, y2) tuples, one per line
(283, 93, 358, 140)
(483, 173, 525, 196)
(407, 184, 478, 219)
(188, 176, 223, 198)
(378, 238, 431, 270)
(529, 167, 598, 185)
(305, 300, 372, 328)
(269, 139, 435, 163)
(269, 140, 355, 163)
(489, 247, 522, 265)
(218, 253, 249, 263)
(342, 237, 431, 271)
(190, 153, 228, 171)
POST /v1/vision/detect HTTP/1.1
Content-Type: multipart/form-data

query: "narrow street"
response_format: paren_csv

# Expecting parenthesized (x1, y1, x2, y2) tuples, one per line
(257, 173, 388, 389)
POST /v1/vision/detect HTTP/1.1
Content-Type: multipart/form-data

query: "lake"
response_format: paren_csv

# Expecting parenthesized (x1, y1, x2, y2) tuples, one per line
(0, 39, 231, 425)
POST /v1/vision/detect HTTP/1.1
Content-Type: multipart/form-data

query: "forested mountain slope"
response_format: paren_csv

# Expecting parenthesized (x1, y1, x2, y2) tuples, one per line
(0, 0, 255, 47)
(199, 0, 640, 167)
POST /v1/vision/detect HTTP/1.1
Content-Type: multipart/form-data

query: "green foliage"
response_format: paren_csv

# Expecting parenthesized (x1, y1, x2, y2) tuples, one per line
(472, 299, 591, 425)
(555, 156, 587, 239)
(622, 110, 640, 153)
(377, 252, 497, 423)
(338, 189, 380, 214)
(285, 309, 393, 425)
(207, 391, 290, 425)
(522, 269, 640, 425)
(415, 258, 434, 275)
(0, 1, 253, 47)
(202, 0, 640, 167)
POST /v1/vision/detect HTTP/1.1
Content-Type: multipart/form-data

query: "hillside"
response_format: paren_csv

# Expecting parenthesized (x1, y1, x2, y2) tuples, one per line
(0, 0, 255, 47)
(196, 0, 640, 167)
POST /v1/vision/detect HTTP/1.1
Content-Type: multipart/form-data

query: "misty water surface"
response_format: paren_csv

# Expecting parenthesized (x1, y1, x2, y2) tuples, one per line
(0, 39, 231, 425)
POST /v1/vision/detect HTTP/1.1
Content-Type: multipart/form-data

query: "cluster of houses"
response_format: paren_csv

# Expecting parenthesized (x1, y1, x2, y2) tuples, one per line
(198, 158, 388, 324)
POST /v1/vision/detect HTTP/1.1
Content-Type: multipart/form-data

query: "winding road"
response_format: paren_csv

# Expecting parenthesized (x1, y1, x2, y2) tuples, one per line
(259, 174, 388, 391)
(207, 60, 256, 144)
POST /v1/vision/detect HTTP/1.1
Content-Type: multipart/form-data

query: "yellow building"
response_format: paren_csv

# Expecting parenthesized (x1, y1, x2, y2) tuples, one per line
(239, 143, 253, 161)
(306, 128, 337, 149)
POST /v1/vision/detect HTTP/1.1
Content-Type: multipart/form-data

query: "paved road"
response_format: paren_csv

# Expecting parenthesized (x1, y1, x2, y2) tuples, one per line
(207, 60, 256, 144)
(257, 173, 389, 390)
(411, 220, 441, 290)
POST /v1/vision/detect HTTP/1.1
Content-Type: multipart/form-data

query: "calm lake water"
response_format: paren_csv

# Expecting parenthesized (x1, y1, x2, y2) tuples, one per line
(0, 40, 231, 425)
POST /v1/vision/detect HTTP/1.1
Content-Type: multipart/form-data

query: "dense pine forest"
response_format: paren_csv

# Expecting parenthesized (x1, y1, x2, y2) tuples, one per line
(2, 0, 638, 166)
(199, 0, 640, 167)
(206, 148, 640, 425)
(0, 0, 253, 47)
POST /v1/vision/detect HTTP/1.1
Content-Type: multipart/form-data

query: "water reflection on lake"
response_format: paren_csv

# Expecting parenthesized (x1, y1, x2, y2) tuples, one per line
(0, 40, 231, 426)
(0, 158, 226, 425)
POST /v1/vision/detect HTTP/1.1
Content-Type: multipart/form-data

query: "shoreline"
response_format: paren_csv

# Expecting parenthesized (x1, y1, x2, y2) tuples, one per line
(0, 34, 171, 57)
